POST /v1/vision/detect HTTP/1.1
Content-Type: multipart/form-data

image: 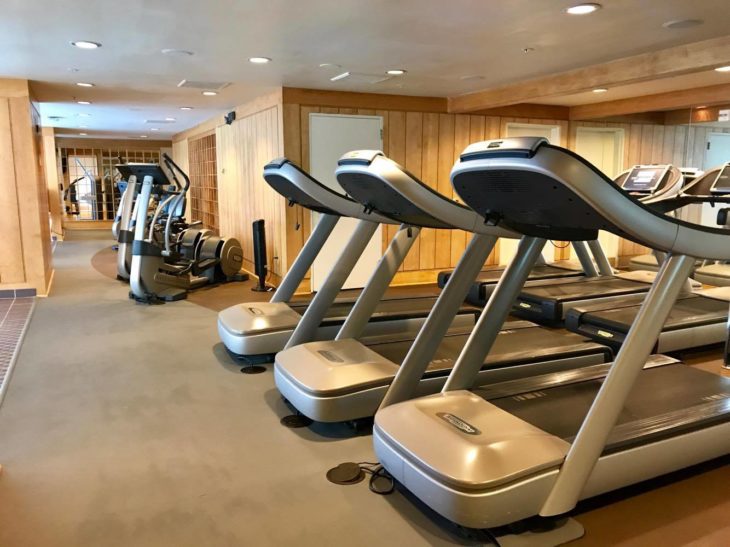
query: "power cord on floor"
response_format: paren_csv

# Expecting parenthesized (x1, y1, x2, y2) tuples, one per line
(357, 462, 395, 495)
(326, 461, 395, 495)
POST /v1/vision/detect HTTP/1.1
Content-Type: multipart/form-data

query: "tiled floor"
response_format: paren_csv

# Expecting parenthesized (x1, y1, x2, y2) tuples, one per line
(0, 297, 35, 403)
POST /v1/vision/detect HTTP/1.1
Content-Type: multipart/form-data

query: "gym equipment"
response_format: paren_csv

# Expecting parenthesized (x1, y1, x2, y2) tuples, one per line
(251, 219, 274, 292)
(217, 158, 480, 363)
(373, 138, 730, 541)
(567, 165, 730, 352)
(122, 155, 244, 303)
(274, 151, 612, 423)
(505, 163, 692, 325)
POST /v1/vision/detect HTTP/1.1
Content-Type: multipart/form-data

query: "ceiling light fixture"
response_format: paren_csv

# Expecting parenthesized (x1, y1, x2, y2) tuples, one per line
(77, 100, 92, 105)
(592, 88, 608, 93)
(330, 72, 350, 82)
(165, 117, 176, 121)
(79, 125, 88, 128)
(715, 65, 730, 72)
(150, 128, 159, 131)
(140, 135, 148, 138)
(76, 82, 94, 87)
(249, 57, 272, 64)
(180, 106, 193, 110)
(523, 47, 535, 54)
(79, 133, 87, 136)
(71, 41, 101, 49)
(696, 105, 708, 109)
(663, 19, 704, 29)
(202, 91, 217, 96)
(161, 48, 194, 56)
(386, 69, 407, 75)
(319, 63, 340, 69)
(565, 3, 602, 15)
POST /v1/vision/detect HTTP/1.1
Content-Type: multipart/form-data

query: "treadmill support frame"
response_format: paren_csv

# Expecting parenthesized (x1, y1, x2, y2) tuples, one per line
(285, 220, 379, 348)
(572, 241, 598, 277)
(271, 213, 339, 303)
(336, 224, 420, 340)
(379, 233, 498, 409)
(444, 236, 546, 391)
(540, 253, 696, 517)
(587, 239, 614, 276)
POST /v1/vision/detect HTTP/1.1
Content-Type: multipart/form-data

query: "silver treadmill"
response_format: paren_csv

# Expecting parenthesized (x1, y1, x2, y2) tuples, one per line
(274, 151, 612, 423)
(217, 158, 480, 362)
(567, 166, 730, 353)
(506, 164, 689, 325)
(373, 138, 730, 542)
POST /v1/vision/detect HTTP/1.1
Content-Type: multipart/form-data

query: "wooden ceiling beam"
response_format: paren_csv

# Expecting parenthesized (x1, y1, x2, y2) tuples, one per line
(569, 82, 730, 120)
(448, 35, 730, 113)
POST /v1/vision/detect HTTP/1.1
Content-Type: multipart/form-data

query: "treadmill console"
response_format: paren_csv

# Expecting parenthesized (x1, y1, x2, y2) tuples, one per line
(622, 165, 669, 194)
(710, 163, 730, 194)
(116, 163, 169, 186)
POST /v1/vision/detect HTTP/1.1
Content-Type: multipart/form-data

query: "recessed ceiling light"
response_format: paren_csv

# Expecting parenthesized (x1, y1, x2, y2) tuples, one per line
(592, 88, 608, 93)
(140, 135, 148, 138)
(715, 65, 730, 72)
(165, 117, 176, 121)
(663, 19, 703, 29)
(319, 63, 341, 69)
(161, 48, 194, 56)
(179, 107, 193, 111)
(76, 82, 94, 87)
(696, 105, 708, 109)
(523, 47, 535, 54)
(71, 41, 101, 49)
(386, 69, 407, 76)
(77, 100, 92, 105)
(202, 91, 217, 96)
(150, 128, 159, 131)
(330, 72, 350, 82)
(565, 3, 601, 15)
(249, 57, 272, 64)
(79, 133, 87, 136)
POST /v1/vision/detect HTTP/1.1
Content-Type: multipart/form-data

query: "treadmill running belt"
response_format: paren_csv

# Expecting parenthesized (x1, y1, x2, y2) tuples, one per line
(572, 296, 728, 334)
(373, 325, 611, 376)
(290, 296, 481, 326)
(514, 277, 651, 324)
(484, 363, 730, 453)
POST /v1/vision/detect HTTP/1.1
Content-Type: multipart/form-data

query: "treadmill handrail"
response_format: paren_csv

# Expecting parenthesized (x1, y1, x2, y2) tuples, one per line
(335, 151, 519, 237)
(263, 160, 395, 224)
(451, 143, 730, 260)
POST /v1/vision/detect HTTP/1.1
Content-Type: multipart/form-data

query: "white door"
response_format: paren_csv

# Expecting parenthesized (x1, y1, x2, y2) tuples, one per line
(310, 114, 383, 291)
(704, 133, 730, 170)
(500, 123, 562, 265)
(574, 127, 626, 260)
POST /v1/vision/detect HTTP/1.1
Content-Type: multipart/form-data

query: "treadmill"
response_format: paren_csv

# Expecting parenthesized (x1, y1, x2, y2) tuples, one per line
(567, 166, 730, 353)
(692, 163, 730, 286)
(437, 255, 584, 306)
(216, 159, 480, 363)
(373, 138, 730, 540)
(508, 164, 688, 325)
(274, 151, 612, 423)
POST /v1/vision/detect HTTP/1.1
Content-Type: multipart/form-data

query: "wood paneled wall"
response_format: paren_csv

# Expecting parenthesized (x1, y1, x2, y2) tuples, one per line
(282, 102, 572, 284)
(215, 103, 286, 277)
(0, 79, 53, 294)
(41, 127, 63, 239)
(172, 139, 189, 178)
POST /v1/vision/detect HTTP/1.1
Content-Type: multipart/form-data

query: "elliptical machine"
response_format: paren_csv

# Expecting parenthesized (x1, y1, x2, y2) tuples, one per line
(120, 154, 245, 303)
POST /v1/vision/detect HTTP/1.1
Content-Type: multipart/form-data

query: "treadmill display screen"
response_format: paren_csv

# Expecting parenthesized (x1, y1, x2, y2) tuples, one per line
(622, 166, 667, 193)
(711, 164, 730, 193)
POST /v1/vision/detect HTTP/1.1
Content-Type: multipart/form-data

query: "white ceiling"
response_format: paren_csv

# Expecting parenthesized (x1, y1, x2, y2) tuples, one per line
(2, 0, 729, 137)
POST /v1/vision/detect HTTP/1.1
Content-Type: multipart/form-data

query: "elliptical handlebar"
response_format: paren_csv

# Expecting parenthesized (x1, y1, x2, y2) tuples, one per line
(162, 153, 191, 192)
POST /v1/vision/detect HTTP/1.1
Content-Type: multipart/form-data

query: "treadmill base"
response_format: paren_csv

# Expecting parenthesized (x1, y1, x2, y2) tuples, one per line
(492, 517, 584, 547)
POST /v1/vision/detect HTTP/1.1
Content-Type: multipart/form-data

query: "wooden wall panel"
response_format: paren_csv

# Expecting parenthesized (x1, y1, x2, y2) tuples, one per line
(172, 139, 189, 177)
(216, 105, 285, 277)
(275, 99, 726, 286)
(0, 98, 25, 284)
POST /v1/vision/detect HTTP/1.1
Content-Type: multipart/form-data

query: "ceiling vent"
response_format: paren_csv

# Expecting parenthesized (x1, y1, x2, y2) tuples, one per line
(145, 119, 176, 124)
(177, 80, 230, 91)
(348, 73, 393, 85)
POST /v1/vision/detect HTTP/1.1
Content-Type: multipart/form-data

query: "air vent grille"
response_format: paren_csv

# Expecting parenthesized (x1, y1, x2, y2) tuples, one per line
(177, 80, 230, 91)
